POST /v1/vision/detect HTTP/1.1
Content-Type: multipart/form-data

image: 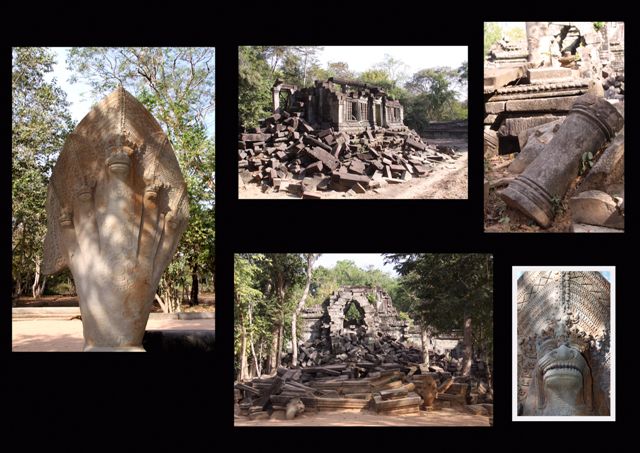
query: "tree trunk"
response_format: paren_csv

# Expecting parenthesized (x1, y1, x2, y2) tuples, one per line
(248, 304, 261, 378)
(190, 263, 199, 306)
(239, 313, 248, 381)
(275, 320, 284, 368)
(155, 293, 168, 313)
(268, 328, 279, 374)
(291, 254, 316, 367)
(31, 258, 42, 299)
(420, 325, 430, 366)
(461, 311, 473, 376)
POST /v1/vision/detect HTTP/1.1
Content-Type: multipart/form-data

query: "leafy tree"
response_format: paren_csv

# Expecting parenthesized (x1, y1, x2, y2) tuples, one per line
(12, 47, 74, 298)
(385, 254, 493, 376)
(374, 53, 409, 86)
(484, 22, 503, 56)
(239, 46, 273, 129)
(67, 47, 215, 311)
(235, 254, 265, 381)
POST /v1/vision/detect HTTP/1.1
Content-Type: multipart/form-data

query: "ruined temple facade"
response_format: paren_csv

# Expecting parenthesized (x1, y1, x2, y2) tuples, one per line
(517, 271, 611, 416)
(272, 78, 405, 135)
(484, 22, 624, 156)
(300, 286, 419, 350)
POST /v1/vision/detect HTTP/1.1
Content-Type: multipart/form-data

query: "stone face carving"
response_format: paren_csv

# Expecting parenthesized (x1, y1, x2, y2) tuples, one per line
(517, 271, 611, 416)
(500, 95, 623, 227)
(43, 86, 189, 352)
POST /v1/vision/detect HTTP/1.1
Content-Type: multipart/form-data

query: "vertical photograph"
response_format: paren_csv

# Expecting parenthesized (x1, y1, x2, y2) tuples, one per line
(12, 47, 215, 352)
(234, 253, 493, 426)
(238, 46, 468, 199)
(484, 22, 624, 232)
(514, 267, 615, 420)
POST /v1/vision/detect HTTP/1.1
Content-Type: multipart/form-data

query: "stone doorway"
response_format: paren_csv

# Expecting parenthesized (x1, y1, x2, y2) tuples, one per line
(343, 300, 366, 329)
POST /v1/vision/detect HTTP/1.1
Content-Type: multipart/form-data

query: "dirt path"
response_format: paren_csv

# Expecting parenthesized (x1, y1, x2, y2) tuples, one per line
(239, 151, 467, 200)
(235, 407, 489, 427)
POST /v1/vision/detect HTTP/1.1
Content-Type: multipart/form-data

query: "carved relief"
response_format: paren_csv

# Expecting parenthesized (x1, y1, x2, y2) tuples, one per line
(517, 271, 611, 416)
(43, 86, 189, 351)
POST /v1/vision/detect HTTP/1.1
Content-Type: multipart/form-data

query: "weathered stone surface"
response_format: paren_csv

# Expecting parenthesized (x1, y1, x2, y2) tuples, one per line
(508, 119, 563, 174)
(501, 95, 623, 227)
(43, 87, 189, 352)
(303, 147, 339, 171)
(484, 66, 527, 91)
(569, 190, 623, 229)
(527, 67, 572, 83)
(518, 272, 611, 415)
(572, 223, 623, 233)
(485, 101, 506, 114)
(578, 129, 624, 193)
(499, 115, 564, 137)
(505, 96, 580, 112)
(484, 114, 498, 125)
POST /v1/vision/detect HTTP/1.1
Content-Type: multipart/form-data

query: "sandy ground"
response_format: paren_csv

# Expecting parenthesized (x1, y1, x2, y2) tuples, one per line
(239, 141, 468, 200)
(12, 318, 215, 352)
(235, 407, 490, 427)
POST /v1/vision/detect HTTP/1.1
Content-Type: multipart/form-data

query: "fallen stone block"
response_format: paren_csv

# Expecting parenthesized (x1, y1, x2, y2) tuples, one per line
(569, 190, 624, 229)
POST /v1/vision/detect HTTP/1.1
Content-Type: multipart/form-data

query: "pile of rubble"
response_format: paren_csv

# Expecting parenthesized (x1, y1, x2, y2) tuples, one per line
(235, 365, 493, 421)
(235, 329, 493, 421)
(238, 114, 460, 198)
(282, 330, 423, 371)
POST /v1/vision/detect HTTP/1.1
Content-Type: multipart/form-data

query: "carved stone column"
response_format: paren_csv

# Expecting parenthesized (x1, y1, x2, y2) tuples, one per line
(500, 94, 623, 227)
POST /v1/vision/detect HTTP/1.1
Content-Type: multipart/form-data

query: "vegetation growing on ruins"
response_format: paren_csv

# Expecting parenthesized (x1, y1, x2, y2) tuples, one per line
(238, 46, 468, 133)
(234, 254, 493, 380)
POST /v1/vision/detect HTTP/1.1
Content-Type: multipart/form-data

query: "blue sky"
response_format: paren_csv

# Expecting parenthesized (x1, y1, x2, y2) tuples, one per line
(45, 47, 215, 136)
(315, 254, 398, 277)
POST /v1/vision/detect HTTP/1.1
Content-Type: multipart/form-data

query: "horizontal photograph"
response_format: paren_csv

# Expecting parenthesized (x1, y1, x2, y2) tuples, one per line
(235, 253, 492, 427)
(484, 22, 624, 232)
(239, 46, 468, 199)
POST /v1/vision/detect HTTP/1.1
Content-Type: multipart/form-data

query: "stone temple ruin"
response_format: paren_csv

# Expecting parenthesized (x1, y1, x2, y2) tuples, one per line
(299, 286, 419, 348)
(485, 22, 624, 231)
(517, 271, 611, 416)
(235, 286, 493, 421)
(239, 78, 462, 198)
(272, 78, 405, 134)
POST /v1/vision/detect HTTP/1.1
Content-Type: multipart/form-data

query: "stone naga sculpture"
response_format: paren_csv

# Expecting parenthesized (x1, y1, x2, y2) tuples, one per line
(43, 86, 189, 351)
(517, 271, 610, 416)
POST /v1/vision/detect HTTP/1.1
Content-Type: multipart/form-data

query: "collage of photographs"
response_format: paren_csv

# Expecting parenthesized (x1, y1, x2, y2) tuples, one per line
(8, 20, 626, 434)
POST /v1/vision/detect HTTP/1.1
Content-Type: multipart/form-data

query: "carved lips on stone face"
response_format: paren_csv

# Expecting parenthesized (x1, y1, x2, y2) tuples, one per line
(539, 343, 587, 387)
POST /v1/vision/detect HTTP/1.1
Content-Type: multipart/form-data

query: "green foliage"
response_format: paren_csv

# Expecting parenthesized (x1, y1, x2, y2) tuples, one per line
(505, 26, 526, 43)
(239, 46, 273, 129)
(593, 22, 605, 31)
(484, 22, 503, 56)
(12, 47, 74, 297)
(67, 47, 215, 307)
(344, 302, 363, 324)
(580, 151, 594, 175)
(384, 254, 493, 359)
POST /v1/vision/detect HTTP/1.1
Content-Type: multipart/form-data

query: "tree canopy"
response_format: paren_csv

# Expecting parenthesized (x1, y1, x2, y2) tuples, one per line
(12, 47, 74, 297)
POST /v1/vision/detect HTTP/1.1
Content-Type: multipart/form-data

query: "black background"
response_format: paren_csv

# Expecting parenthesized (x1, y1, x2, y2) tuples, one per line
(1, 8, 632, 449)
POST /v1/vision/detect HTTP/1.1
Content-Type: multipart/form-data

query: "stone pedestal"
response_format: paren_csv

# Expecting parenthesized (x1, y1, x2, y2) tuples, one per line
(500, 95, 623, 227)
